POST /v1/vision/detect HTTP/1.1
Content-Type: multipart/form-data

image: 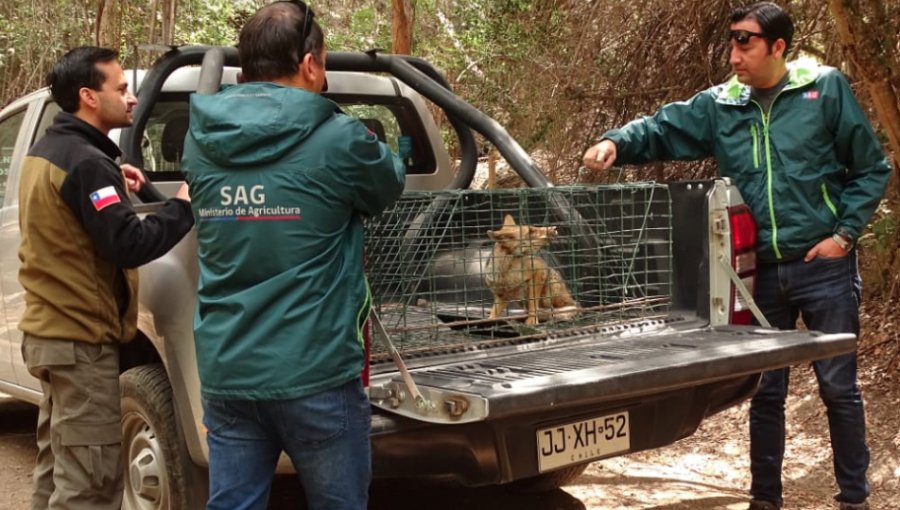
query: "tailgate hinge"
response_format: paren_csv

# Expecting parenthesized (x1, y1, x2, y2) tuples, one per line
(368, 311, 490, 424)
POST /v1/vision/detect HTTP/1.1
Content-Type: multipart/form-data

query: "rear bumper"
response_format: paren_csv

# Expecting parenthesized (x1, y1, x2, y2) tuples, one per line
(371, 373, 760, 485)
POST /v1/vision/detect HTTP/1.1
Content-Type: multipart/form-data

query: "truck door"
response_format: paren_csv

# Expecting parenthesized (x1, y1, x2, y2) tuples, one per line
(0, 105, 30, 387)
(2, 99, 58, 392)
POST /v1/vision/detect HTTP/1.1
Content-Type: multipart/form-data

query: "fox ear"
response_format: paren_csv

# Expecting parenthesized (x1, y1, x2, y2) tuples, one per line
(503, 215, 517, 226)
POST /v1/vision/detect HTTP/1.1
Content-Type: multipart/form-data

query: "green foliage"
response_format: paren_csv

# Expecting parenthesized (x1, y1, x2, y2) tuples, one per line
(324, 5, 393, 53)
(0, 1, 94, 105)
(1, 2, 897, 301)
(0, 0, 277, 107)
(859, 200, 899, 297)
(173, 0, 263, 46)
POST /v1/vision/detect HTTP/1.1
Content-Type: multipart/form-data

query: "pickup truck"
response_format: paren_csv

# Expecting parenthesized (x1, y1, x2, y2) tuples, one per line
(0, 46, 855, 509)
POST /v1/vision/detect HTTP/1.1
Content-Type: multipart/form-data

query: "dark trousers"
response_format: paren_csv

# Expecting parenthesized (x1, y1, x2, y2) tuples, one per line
(749, 253, 869, 505)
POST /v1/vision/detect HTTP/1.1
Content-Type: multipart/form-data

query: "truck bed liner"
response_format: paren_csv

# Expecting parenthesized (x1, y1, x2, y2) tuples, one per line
(371, 323, 855, 419)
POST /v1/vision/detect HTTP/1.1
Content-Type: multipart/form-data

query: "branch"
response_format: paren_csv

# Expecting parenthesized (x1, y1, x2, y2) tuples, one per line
(826, 0, 900, 176)
(434, 8, 483, 81)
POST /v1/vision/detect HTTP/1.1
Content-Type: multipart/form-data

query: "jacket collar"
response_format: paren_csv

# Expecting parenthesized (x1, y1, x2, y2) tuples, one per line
(714, 58, 820, 106)
(49, 112, 122, 160)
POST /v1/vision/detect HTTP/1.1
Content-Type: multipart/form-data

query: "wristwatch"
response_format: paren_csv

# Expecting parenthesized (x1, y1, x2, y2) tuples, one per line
(832, 232, 854, 251)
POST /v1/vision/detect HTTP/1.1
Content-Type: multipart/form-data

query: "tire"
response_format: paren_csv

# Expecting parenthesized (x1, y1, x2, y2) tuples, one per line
(506, 462, 590, 493)
(120, 364, 207, 510)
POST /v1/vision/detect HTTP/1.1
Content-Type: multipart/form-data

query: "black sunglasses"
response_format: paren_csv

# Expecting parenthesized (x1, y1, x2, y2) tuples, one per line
(729, 29, 767, 45)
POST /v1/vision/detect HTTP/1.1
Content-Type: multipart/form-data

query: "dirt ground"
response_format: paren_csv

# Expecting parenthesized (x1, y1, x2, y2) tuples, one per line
(565, 358, 900, 509)
(1, 312, 897, 510)
(0, 396, 37, 510)
(563, 296, 900, 510)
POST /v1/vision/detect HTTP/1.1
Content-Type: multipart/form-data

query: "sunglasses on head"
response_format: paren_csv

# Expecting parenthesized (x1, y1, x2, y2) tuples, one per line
(729, 29, 766, 45)
(276, 0, 328, 90)
(300, 2, 315, 46)
(276, 0, 316, 44)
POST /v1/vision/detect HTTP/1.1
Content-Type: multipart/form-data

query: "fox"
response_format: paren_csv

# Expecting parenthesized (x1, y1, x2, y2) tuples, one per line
(484, 214, 579, 325)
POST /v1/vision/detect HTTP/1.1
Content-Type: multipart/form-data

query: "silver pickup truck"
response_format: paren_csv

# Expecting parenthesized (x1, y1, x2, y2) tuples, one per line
(0, 46, 855, 509)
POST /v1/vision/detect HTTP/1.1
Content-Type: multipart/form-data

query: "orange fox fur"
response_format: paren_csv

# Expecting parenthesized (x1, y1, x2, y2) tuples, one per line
(484, 215, 579, 325)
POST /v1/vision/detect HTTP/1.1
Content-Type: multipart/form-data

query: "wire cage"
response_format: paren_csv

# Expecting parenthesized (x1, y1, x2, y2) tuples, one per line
(364, 183, 673, 361)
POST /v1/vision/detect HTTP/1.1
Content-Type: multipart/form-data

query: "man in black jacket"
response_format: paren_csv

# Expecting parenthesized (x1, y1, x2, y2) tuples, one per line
(18, 46, 194, 510)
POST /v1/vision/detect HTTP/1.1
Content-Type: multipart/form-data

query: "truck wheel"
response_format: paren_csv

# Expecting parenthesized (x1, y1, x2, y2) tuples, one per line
(120, 364, 203, 510)
(507, 462, 590, 493)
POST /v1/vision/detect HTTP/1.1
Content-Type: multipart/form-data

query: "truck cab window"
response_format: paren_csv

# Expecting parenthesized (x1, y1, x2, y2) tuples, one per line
(341, 105, 400, 150)
(139, 96, 438, 181)
(141, 94, 190, 180)
(0, 109, 27, 205)
(335, 100, 437, 176)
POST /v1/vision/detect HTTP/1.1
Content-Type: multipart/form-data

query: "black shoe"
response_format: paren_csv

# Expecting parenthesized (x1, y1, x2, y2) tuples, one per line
(748, 500, 780, 510)
(837, 501, 869, 510)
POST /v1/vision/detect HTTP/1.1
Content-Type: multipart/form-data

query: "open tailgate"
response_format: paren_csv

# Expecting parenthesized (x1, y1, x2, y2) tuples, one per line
(367, 323, 855, 422)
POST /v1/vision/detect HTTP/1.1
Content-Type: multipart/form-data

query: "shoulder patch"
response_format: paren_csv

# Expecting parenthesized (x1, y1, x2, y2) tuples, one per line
(90, 186, 121, 211)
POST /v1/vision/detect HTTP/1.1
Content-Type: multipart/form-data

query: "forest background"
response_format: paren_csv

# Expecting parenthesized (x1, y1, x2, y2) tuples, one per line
(1, 0, 897, 368)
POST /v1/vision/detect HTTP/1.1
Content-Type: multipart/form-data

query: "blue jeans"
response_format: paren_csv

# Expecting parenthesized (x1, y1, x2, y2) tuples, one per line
(749, 253, 869, 506)
(202, 378, 372, 510)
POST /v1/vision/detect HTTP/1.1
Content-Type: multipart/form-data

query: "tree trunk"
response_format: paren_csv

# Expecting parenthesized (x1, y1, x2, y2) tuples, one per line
(827, 0, 900, 177)
(148, 0, 159, 43)
(161, 0, 177, 45)
(391, 0, 414, 55)
(95, 0, 121, 48)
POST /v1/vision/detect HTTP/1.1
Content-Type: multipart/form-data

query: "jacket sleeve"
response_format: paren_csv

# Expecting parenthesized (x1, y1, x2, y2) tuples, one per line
(601, 91, 717, 165)
(59, 158, 195, 268)
(339, 119, 406, 216)
(821, 69, 892, 240)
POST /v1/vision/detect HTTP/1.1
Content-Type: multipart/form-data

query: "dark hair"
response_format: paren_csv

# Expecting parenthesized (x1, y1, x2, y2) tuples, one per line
(238, 1, 325, 82)
(731, 2, 794, 54)
(47, 46, 119, 113)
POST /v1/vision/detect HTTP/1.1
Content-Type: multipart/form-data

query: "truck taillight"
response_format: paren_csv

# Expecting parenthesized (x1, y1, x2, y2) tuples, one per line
(728, 205, 757, 325)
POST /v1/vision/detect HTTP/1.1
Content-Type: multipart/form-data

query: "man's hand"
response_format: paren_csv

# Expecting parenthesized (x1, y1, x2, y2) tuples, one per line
(121, 164, 146, 193)
(175, 183, 191, 202)
(582, 140, 617, 171)
(804, 236, 849, 261)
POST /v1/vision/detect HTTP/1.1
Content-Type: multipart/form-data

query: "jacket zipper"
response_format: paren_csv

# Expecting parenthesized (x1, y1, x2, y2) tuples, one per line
(752, 99, 782, 260)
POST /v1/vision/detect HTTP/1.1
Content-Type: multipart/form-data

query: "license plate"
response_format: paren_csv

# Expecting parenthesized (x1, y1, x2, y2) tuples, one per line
(536, 411, 630, 472)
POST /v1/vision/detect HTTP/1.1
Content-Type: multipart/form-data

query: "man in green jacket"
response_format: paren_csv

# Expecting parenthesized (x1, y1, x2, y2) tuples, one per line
(181, 2, 405, 509)
(583, 3, 889, 509)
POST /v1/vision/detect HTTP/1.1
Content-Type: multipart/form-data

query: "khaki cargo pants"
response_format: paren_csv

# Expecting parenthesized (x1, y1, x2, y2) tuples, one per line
(21, 335, 124, 510)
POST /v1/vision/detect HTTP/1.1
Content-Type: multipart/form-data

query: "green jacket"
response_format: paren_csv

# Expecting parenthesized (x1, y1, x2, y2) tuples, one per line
(183, 82, 405, 400)
(602, 59, 891, 262)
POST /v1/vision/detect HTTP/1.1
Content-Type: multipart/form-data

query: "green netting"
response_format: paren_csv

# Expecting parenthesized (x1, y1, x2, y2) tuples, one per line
(364, 183, 673, 359)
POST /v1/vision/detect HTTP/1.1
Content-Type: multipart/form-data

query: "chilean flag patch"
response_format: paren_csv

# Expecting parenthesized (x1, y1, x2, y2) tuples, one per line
(90, 186, 121, 211)
(802, 90, 820, 100)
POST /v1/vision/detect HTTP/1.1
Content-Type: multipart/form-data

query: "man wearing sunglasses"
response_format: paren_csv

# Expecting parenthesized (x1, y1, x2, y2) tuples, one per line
(582, 2, 889, 510)
(181, 1, 405, 509)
